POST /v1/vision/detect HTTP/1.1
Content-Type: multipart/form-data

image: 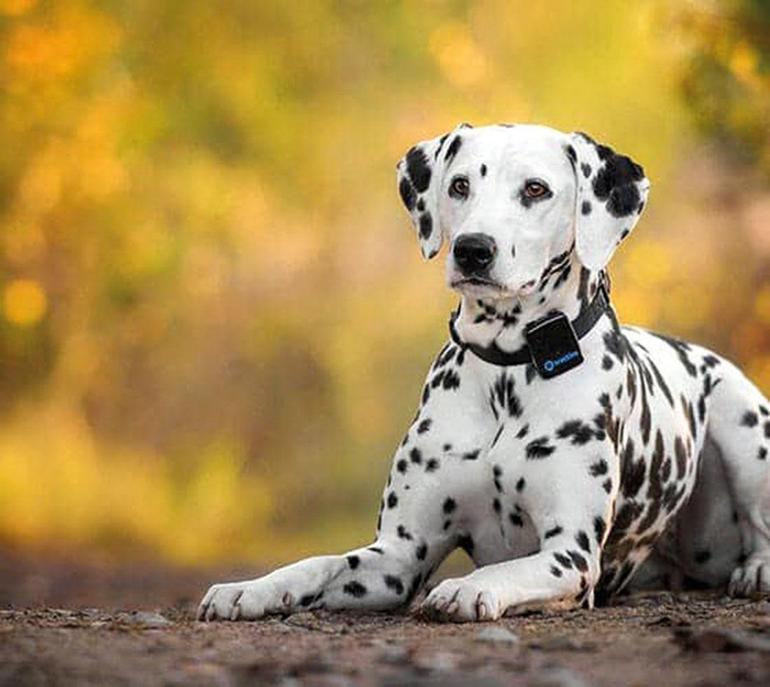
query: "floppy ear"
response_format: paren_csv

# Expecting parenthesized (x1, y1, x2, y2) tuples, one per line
(567, 132, 650, 271)
(396, 126, 465, 259)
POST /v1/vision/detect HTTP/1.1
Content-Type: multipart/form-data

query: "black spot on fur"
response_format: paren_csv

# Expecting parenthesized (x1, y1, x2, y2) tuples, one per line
(387, 492, 398, 509)
(398, 177, 416, 211)
(410, 448, 422, 464)
(417, 418, 432, 434)
(694, 549, 711, 564)
(581, 200, 592, 215)
(346, 555, 360, 570)
(405, 146, 432, 193)
(343, 581, 367, 598)
(480, 164, 487, 177)
(568, 550, 589, 572)
(591, 147, 644, 218)
(418, 212, 433, 239)
(416, 543, 428, 560)
(545, 525, 563, 539)
(590, 459, 608, 477)
(509, 512, 524, 527)
(576, 531, 591, 553)
(557, 419, 600, 445)
(515, 477, 526, 492)
(384, 575, 404, 595)
(594, 516, 606, 544)
(526, 436, 556, 459)
(299, 592, 316, 607)
(445, 136, 462, 164)
(443, 498, 456, 514)
(742, 411, 759, 427)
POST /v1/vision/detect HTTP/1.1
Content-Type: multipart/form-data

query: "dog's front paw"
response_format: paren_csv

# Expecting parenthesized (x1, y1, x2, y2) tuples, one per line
(420, 577, 503, 623)
(728, 555, 770, 597)
(197, 579, 291, 621)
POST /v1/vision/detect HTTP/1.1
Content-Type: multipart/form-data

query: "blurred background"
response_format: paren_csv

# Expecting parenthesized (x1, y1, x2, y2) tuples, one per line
(0, 0, 769, 575)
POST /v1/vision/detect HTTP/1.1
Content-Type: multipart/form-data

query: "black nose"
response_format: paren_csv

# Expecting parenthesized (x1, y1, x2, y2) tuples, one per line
(453, 233, 497, 275)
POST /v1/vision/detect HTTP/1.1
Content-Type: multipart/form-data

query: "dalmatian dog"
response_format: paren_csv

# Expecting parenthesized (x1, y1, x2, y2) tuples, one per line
(198, 123, 770, 623)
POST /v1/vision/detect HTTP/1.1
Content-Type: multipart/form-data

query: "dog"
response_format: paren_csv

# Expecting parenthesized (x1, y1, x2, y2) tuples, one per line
(198, 123, 770, 622)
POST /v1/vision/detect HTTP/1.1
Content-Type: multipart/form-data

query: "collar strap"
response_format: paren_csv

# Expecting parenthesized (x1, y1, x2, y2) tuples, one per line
(448, 280, 611, 369)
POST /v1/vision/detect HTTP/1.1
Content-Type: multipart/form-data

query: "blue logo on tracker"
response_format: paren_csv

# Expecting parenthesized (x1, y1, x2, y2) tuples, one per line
(543, 350, 580, 373)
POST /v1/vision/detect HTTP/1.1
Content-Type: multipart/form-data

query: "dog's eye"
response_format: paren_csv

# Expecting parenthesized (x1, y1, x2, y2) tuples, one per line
(523, 180, 550, 199)
(449, 176, 470, 200)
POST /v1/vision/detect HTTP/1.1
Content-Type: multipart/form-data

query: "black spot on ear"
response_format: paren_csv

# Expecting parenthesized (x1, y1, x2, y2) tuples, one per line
(416, 198, 425, 212)
(418, 212, 433, 239)
(581, 201, 592, 215)
(406, 147, 432, 193)
(581, 162, 591, 178)
(592, 151, 644, 218)
(480, 164, 487, 177)
(445, 136, 462, 164)
(398, 177, 416, 211)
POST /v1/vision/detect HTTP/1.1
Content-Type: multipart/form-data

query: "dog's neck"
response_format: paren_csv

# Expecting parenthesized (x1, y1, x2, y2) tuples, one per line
(452, 257, 606, 354)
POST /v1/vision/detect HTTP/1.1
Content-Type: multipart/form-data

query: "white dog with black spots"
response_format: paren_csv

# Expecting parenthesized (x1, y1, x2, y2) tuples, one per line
(199, 123, 770, 622)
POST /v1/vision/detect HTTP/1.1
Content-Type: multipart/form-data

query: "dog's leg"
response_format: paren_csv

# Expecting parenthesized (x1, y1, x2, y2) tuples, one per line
(198, 536, 444, 620)
(421, 461, 613, 622)
(704, 359, 770, 596)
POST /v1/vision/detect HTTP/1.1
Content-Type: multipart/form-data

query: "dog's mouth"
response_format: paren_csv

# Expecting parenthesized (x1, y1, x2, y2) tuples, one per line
(450, 276, 507, 293)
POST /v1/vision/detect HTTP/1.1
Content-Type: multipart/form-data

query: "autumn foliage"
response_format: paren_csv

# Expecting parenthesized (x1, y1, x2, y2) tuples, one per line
(0, 0, 768, 565)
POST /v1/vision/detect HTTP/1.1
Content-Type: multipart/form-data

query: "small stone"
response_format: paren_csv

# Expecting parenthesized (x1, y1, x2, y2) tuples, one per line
(121, 611, 171, 628)
(475, 626, 520, 644)
(412, 651, 457, 673)
(378, 644, 410, 663)
(530, 667, 591, 687)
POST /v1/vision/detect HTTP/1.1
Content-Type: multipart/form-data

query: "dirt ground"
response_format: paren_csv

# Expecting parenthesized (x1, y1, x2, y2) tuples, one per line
(2, 553, 770, 686)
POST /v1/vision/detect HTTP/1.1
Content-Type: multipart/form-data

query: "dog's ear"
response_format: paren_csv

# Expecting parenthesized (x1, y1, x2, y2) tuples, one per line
(567, 132, 650, 271)
(396, 126, 466, 259)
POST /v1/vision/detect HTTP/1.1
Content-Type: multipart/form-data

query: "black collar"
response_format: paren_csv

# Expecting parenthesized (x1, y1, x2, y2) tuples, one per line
(448, 280, 611, 370)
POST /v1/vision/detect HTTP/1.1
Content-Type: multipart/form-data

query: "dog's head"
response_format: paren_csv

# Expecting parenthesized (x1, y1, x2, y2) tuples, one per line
(397, 124, 649, 300)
